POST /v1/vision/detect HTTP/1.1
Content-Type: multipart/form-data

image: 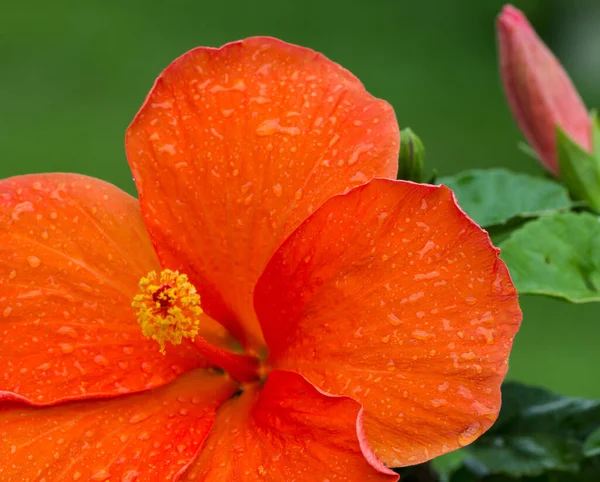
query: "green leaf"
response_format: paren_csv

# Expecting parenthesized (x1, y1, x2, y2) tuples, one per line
(437, 168, 571, 228)
(584, 427, 600, 458)
(557, 125, 600, 213)
(499, 211, 600, 302)
(465, 382, 600, 478)
(467, 435, 581, 476)
(432, 450, 468, 481)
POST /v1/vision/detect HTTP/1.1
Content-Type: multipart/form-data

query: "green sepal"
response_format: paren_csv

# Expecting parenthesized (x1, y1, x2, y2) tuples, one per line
(591, 110, 600, 157)
(556, 124, 600, 213)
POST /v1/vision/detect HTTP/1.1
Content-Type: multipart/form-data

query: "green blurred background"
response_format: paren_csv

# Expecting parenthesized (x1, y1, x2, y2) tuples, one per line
(2, 0, 599, 396)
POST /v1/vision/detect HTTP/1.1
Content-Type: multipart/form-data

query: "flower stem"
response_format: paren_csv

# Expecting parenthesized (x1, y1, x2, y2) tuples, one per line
(192, 335, 260, 383)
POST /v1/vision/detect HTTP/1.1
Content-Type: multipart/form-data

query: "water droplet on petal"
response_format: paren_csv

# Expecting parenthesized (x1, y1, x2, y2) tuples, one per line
(90, 469, 111, 481)
(59, 343, 74, 354)
(458, 422, 482, 446)
(412, 330, 434, 340)
(256, 118, 300, 136)
(57, 326, 78, 338)
(27, 256, 41, 268)
(387, 313, 402, 326)
(121, 470, 139, 482)
(129, 412, 152, 424)
(93, 355, 109, 366)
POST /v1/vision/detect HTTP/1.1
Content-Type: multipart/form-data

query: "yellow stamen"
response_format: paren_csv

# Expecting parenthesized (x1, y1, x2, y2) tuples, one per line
(132, 269, 203, 354)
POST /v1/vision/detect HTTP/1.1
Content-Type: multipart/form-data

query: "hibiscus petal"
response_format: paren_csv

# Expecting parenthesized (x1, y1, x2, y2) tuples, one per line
(126, 37, 399, 351)
(255, 179, 522, 467)
(0, 174, 207, 405)
(0, 369, 236, 482)
(182, 370, 397, 481)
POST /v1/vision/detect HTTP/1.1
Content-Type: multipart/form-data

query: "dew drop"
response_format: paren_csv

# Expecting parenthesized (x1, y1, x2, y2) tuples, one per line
(476, 326, 495, 345)
(93, 355, 109, 366)
(59, 343, 74, 354)
(90, 469, 111, 481)
(349, 171, 369, 183)
(57, 326, 78, 338)
(12, 201, 34, 220)
(412, 330, 434, 340)
(347, 143, 373, 166)
(256, 119, 300, 136)
(457, 422, 482, 446)
(387, 313, 402, 326)
(129, 413, 152, 424)
(27, 256, 41, 268)
(272, 183, 283, 197)
(121, 470, 140, 482)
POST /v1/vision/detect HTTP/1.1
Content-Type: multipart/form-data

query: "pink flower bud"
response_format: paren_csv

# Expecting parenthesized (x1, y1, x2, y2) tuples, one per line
(497, 4, 592, 176)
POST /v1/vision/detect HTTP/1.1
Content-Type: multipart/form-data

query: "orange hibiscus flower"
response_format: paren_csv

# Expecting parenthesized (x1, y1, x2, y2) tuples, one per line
(0, 37, 521, 481)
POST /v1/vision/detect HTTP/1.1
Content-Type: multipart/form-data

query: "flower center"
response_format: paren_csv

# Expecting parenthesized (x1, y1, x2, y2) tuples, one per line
(132, 269, 261, 384)
(132, 269, 203, 354)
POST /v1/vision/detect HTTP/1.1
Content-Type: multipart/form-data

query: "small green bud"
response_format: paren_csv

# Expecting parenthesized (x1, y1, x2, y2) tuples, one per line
(398, 128, 425, 183)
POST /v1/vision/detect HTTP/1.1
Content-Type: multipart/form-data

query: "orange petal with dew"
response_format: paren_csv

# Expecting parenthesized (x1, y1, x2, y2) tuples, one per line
(0, 369, 236, 481)
(0, 174, 209, 405)
(126, 36, 400, 351)
(255, 179, 522, 467)
(183, 370, 398, 481)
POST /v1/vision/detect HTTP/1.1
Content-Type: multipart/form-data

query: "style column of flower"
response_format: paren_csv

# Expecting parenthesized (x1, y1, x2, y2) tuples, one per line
(0, 37, 521, 481)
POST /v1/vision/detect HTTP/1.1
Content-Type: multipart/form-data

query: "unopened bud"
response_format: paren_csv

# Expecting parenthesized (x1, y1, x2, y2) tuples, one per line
(398, 128, 425, 183)
(497, 4, 592, 176)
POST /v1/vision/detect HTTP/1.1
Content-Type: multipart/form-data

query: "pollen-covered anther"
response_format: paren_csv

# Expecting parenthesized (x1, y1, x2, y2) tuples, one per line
(132, 269, 203, 354)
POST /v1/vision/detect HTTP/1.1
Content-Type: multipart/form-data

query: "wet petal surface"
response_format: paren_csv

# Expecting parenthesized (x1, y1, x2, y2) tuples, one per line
(255, 179, 522, 466)
(183, 370, 397, 481)
(126, 37, 399, 350)
(0, 174, 206, 405)
(0, 369, 236, 482)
